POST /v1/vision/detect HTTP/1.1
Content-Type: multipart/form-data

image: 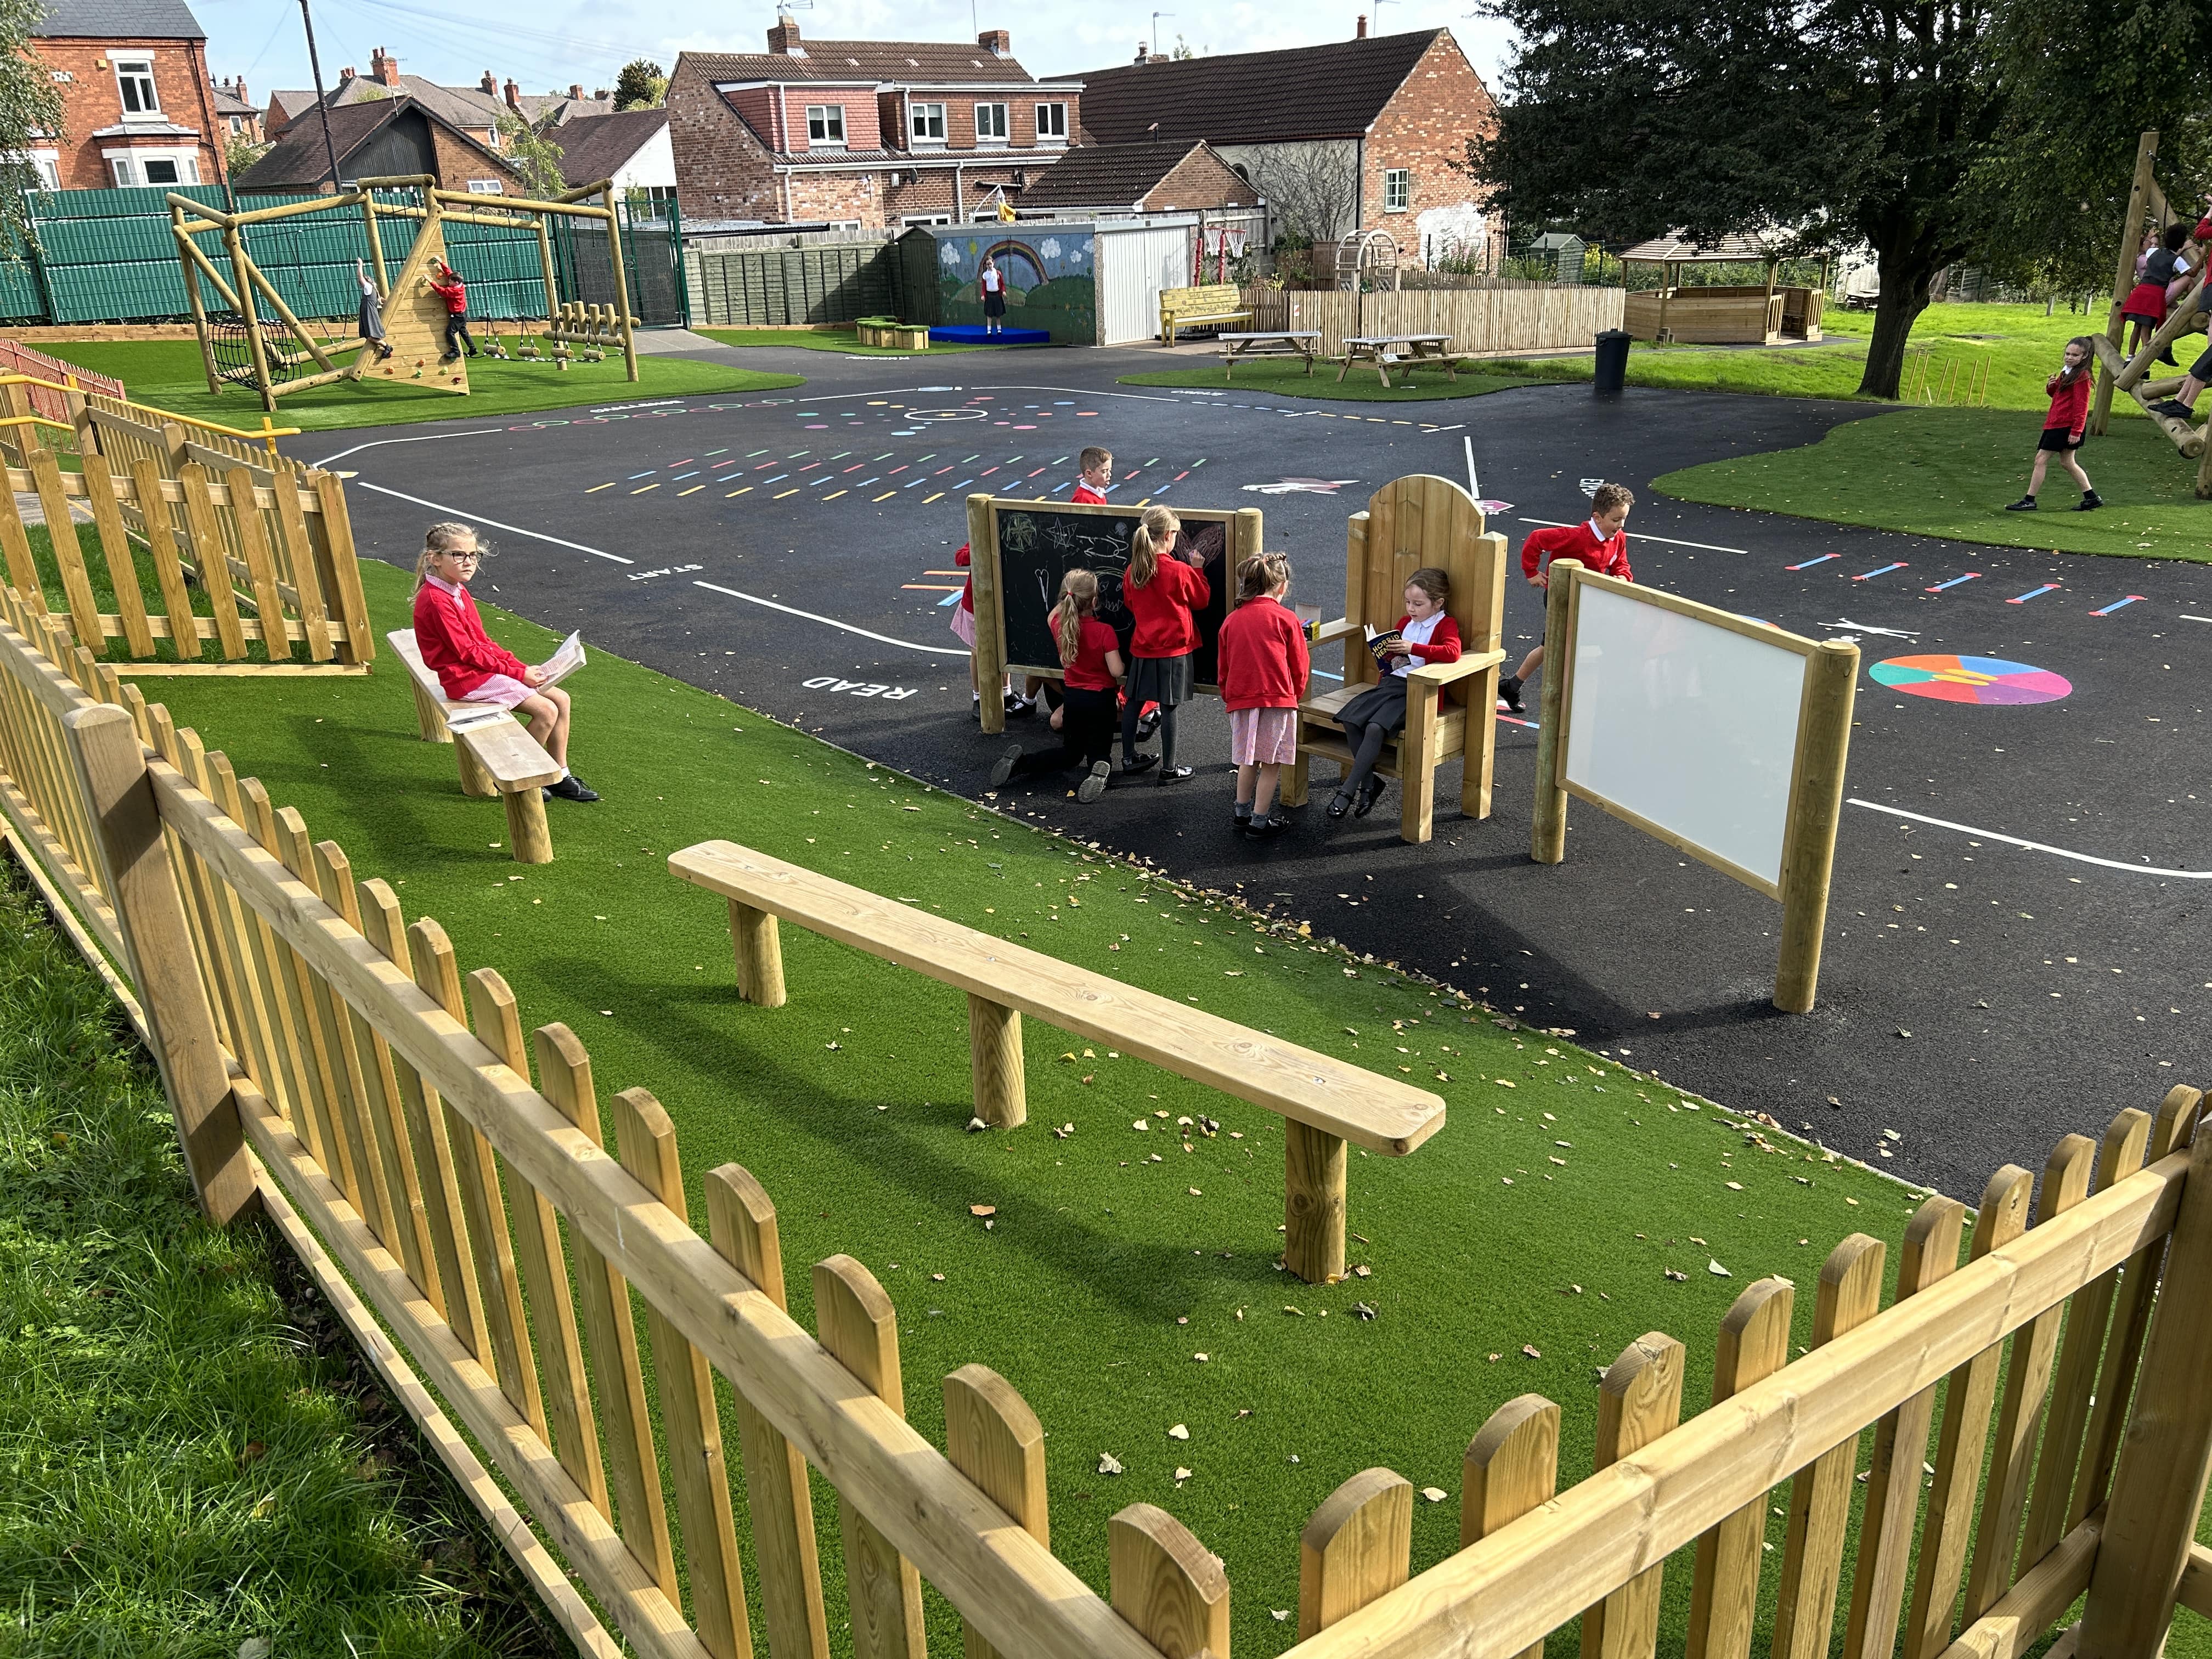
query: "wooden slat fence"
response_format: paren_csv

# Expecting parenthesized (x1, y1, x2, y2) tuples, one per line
(1, 575, 2210, 1659)
(1238, 286, 1626, 358)
(686, 241, 900, 328)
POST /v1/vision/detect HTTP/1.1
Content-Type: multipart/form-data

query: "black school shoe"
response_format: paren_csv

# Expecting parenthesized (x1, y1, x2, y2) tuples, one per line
(989, 741, 1024, 788)
(2075, 490, 2103, 511)
(2004, 496, 2036, 511)
(1077, 760, 1111, 803)
(1351, 778, 1385, 817)
(2152, 400, 2199, 421)
(1119, 753, 1159, 777)
(545, 775, 599, 802)
(1496, 674, 1524, 713)
(1243, 814, 1290, 841)
(1156, 764, 1194, 785)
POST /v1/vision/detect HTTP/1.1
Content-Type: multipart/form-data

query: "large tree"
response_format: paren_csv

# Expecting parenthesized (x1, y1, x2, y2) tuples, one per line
(614, 58, 665, 111)
(0, 0, 65, 240)
(1469, 0, 2005, 396)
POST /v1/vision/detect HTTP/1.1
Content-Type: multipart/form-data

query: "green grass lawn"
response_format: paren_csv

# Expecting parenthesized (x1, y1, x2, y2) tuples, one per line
(0, 857, 566, 1654)
(1119, 360, 1549, 402)
(30, 336, 804, 436)
(125, 555, 2036, 1658)
(693, 326, 996, 355)
(1656, 407, 2212, 561)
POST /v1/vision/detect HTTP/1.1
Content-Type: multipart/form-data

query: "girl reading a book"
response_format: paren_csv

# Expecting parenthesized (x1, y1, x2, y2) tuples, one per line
(1326, 566, 1460, 820)
(411, 522, 598, 803)
(1120, 504, 1211, 783)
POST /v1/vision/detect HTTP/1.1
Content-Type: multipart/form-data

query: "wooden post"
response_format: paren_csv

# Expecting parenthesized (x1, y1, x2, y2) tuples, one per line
(61, 703, 254, 1223)
(945, 1364, 1049, 1659)
(814, 1255, 927, 1659)
(602, 191, 639, 383)
(1528, 558, 1580, 864)
(1461, 528, 1508, 823)
(175, 202, 220, 394)
(967, 494, 1005, 735)
(360, 191, 388, 295)
(1232, 505, 1263, 573)
(503, 785, 554, 865)
(535, 215, 561, 340)
(1583, 1333, 1685, 1658)
(1109, 1503, 1229, 1659)
(2094, 132, 2159, 436)
(730, 899, 787, 1006)
(1299, 1469, 1412, 1639)
(224, 224, 278, 414)
(1686, 1278, 1795, 1659)
(1284, 1119, 1347, 1285)
(2079, 1116, 2212, 1659)
(1773, 639, 1858, 1013)
(1462, 1395, 1560, 1659)
(968, 995, 1025, 1129)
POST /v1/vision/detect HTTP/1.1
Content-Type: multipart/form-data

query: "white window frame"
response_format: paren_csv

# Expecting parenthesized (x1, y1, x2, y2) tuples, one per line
(104, 148, 199, 187)
(1384, 168, 1410, 212)
(805, 104, 845, 147)
(901, 212, 950, 226)
(974, 102, 1008, 144)
(26, 149, 59, 190)
(114, 55, 161, 121)
(1035, 101, 1068, 143)
(466, 177, 504, 194)
(909, 101, 946, 145)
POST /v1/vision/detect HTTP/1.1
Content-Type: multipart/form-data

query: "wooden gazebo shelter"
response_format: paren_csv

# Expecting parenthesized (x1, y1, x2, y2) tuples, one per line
(1620, 232, 1827, 345)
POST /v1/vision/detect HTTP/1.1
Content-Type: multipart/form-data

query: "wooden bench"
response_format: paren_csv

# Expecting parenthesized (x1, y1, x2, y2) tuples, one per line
(388, 628, 562, 864)
(1336, 334, 1471, 388)
(1160, 284, 1252, 346)
(1217, 330, 1322, 379)
(855, 317, 930, 351)
(1282, 476, 1508, 844)
(669, 838, 1445, 1284)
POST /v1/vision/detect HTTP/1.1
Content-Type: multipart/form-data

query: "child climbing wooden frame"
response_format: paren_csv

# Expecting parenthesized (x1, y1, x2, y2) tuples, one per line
(168, 176, 641, 413)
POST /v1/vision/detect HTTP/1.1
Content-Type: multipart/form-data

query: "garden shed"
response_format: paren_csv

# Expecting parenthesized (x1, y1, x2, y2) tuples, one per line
(1620, 232, 1825, 345)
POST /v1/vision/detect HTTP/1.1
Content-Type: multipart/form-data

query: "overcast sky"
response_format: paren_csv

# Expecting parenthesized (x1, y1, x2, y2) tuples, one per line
(199, 0, 1515, 109)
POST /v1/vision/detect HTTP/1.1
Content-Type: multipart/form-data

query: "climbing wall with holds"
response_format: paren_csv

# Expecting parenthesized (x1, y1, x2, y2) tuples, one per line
(358, 215, 470, 397)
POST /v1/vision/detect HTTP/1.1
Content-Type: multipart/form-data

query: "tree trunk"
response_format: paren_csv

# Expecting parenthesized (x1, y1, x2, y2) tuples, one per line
(1857, 255, 1939, 399)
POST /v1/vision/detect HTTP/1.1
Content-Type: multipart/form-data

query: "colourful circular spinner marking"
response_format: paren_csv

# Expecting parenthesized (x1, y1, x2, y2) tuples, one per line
(1868, 654, 2070, 706)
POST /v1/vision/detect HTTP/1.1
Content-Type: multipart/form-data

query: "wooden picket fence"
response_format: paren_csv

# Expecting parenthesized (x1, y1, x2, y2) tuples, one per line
(0, 373, 373, 668)
(0, 575, 2210, 1659)
(1237, 286, 1626, 359)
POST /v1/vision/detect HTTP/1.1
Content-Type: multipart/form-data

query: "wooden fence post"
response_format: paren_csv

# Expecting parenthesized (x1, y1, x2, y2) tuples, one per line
(2079, 1118, 2212, 1658)
(968, 995, 1025, 1128)
(1528, 560, 1580, 864)
(1109, 1503, 1229, 1659)
(730, 899, 787, 1007)
(1583, 1332, 1685, 1659)
(1773, 639, 1858, 1013)
(1299, 1468, 1411, 1639)
(1284, 1120, 1347, 1285)
(61, 702, 255, 1223)
(1463, 1395, 1559, 1659)
(968, 494, 1005, 736)
(1687, 1278, 1796, 1659)
(945, 1363, 1050, 1659)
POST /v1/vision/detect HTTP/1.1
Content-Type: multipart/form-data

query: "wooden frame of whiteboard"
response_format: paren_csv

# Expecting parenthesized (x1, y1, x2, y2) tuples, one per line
(1531, 561, 1858, 1013)
(966, 492, 1261, 734)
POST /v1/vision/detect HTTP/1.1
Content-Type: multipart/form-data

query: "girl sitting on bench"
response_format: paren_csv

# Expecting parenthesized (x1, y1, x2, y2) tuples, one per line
(411, 521, 598, 803)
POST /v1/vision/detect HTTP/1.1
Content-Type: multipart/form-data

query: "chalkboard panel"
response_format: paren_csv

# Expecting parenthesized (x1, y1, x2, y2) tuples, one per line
(994, 503, 1233, 687)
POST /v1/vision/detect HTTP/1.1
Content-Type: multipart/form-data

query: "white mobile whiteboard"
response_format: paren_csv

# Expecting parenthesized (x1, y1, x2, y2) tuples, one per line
(1562, 583, 1809, 890)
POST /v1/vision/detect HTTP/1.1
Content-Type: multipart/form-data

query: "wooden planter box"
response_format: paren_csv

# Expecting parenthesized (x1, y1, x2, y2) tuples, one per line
(856, 320, 929, 351)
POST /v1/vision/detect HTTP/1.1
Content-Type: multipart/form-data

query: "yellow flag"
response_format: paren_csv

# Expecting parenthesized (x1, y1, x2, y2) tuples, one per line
(997, 198, 1016, 222)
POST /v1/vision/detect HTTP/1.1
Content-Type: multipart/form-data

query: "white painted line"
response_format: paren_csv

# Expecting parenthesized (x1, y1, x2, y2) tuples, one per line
(312, 428, 510, 467)
(354, 483, 636, 564)
(1847, 799, 2212, 879)
(1518, 517, 1752, 556)
(694, 581, 972, 657)
(2183, 614, 2212, 624)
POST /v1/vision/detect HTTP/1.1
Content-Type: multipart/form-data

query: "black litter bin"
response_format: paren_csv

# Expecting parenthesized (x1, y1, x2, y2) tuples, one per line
(1593, 328, 1632, 393)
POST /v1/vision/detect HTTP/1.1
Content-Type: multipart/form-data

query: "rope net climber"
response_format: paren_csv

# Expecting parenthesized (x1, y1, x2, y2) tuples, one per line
(207, 313, 307, 388)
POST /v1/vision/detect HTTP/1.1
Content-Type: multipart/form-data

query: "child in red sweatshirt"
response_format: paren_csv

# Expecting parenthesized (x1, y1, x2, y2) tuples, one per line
(1119, 505, 1209, 782)
(1496, 482, 1634, 713)
(427, 259, 478, 360)
(2006, 337, 2099, 513)
(1216, 551, 1308, 839)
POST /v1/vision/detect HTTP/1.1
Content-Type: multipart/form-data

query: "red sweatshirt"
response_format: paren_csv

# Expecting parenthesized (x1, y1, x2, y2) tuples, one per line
(2044, 370, 2092, 439)
(413, 577, 527, 700)
(1521, 520, 1633, 583)
(1071, 483, 1108, 505)
(430, 274, 467, 315)
(1061, 616, 1121, 690)
(1385, 612, 1463, 672)
(1124, 555, 1210, 658)
(1216, 594, 1309, 710)
(954, 541, 974, 613)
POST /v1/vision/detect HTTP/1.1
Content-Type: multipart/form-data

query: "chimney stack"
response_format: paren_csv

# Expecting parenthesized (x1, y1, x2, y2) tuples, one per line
(1134, 40, 1148, 61)
(371, 46, 400, 87)
(594, 87, 610, 101)
(479, 70, 496, 93)
(977, 28, 1010, 54)
(767, 16, 802, 52)
(568, 83, 583, 99)
(340, 65, 356, 81)
(503, 77, 521, 110)
(1356, 14, 1367, 36)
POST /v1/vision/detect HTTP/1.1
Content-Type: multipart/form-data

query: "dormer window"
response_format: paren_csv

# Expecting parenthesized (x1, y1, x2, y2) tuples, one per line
(1036, 101, 1067, 142)
(806, 104, 845, 146)
(975, 103, 1008, 143)
(910, 101, 945, 143)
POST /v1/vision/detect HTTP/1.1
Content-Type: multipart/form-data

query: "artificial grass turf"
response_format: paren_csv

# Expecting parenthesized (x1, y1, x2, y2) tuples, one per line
(1655, 406, 2212, 562)
(1118, 360, 1548, 402)
(693, 326, 995, 354)
(0, 857, 567, 1653)
(126, 555, 2021, 1656)
(25, 336, 804, 435)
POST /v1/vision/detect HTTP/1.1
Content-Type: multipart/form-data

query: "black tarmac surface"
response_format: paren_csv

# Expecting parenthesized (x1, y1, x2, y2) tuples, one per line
(300, 341, 2211, 1200)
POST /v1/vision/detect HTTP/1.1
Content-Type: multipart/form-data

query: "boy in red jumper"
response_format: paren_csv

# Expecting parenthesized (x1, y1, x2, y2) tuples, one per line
(1071, 445, 1112, 504)
(1496, 482, 1634, 713)
(427, 259, 478, 361)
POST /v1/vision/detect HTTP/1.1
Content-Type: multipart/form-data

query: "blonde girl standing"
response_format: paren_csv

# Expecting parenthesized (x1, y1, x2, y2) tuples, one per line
(1118, 504, 1210, 783)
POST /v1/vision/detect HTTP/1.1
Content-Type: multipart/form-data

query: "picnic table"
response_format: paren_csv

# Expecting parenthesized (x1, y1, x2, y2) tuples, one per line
(1337, 334, 1470, 388)
(1216, 330, 1323, 380)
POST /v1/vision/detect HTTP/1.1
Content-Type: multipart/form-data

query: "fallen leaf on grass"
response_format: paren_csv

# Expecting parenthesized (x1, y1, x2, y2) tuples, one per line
(1193, 1353, 1209, 1362)
(1708, 1260, 1731, 1277)
(1176, 1467, 1193, 1481)
(1521, 1344, 1542, 1359)
(1098, 1453, 1123, 1475)
(1351, 1302, 1376, 1320)
(1664, 1269, 1689, 1282)
(969, 1205, 997, 1217)
(1168, 1424, 1190, 1440)
(1420, 1487, 1447, 1503)
(1272, 1611, 1291, 1623)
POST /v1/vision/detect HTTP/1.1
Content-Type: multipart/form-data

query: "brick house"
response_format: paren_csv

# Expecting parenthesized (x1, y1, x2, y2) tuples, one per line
(208, 76, 258, 145)
(265, 49, 610, 159)
(232, 94, 521, 195)
(1014, 140, 1253, 217)
(28, 0, 226, 189)
(666, 21, 1081, 228)
(1074, 24, 1498, 262)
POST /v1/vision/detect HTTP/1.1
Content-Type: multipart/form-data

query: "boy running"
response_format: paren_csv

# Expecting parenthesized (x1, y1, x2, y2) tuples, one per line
(1496, 482, 1634, 713)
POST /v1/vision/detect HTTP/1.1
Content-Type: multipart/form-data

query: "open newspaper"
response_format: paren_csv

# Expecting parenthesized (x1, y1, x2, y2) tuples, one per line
(444, 631, 585, 730)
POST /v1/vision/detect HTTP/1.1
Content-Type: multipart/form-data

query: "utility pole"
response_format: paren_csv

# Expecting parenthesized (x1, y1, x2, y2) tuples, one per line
(297, 0, 342, 191)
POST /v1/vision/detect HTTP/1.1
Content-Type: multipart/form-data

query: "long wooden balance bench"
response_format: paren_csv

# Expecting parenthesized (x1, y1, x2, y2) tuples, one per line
(388, 628, 562, 864)
(670, 839, 1446, 1283)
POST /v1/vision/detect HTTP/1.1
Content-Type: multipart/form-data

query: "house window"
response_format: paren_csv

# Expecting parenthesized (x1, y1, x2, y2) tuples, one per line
(32, 156, 58, 190)
(108, 151, 198, 187)
(975, 103, 1008, 142)
(1035, 101, 1067, 142)
(115, 57, 160, 119)
(466, 178, 504, 194)
(1384, 168, 1410, 212)
(901, 213, 950, 226)
(805, 105, 845, 146)
(909, 101, 945, 143)
(141, 157, 181, 184)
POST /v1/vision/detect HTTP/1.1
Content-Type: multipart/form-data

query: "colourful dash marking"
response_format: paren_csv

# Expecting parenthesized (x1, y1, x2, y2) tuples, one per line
(2091, 595, 2145, 616)
(1144, 457, 1159, 466)
(903, 583, 961, 591)
(1190, 458, 1206, 467)
(922, 492, 945, 503)
(630, 483, 659, 494)
(888, 465, 909, 475)
(1786, 553, 1837, 570)
(1027, 467, 1047, 478)
(938, 590, 963, 606)
(678, 486, 706, 496)
(842, 462, 865, 472)
(830, 451, 851, 459)
(2007, 584, 2059, 604)
(797, 462, 821, 472)
(761, 474, 787, 484)
(672, 471, 699, 482)
(773, 489, 799, 500)
(978, 466, 999, 476)
(1853, 562, 1908, 580)
(727, 487, 752, 497)
(934, 465, 956, 475)
(703, 448, 728, 457)
(903, 478, 927, 488)
(856, 477, 880, 488)
(871, 452, 892, 460)
(1173, 470, 1190, 482)
(628, 471, 656, 480)
(745, 449, 769, 458)
(823, 490, 847, 501)
(951, 479, 974, 489)
(667, 458, 693, 467)
(1049, 481, 1072, 493)
(585, 482, 616, 493)
(873, 492, 896, 501)
(1925, 572, 1982, 594)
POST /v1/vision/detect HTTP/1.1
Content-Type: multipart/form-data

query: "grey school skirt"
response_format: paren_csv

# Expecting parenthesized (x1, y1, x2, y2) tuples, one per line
(1126, 651, 1195, 707)
(1334, 674, 1410, 733)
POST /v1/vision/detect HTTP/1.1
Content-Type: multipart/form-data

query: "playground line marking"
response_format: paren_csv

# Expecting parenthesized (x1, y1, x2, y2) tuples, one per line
(354, 484, 634, 563)
(1925, 572, 1981, 594)
(1853, 562, 1908, 581)
(694, 580, 970, 657)
(585, 482, 616, 493)
(1787, 554, 1839, 570)
(2091, 595, 2145, 616)
(2008, 585, 2059, 604)
(1847, 800, 2211, 879)
(1517, 518, 1750, 556)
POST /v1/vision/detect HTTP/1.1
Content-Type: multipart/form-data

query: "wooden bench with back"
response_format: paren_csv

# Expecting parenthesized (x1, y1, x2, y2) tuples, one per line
(1281, 476, 1508, 843)
(388, 627, 562, 864)
(669, 839, 1446, 1284)
(1159, 283, 1254, 346)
